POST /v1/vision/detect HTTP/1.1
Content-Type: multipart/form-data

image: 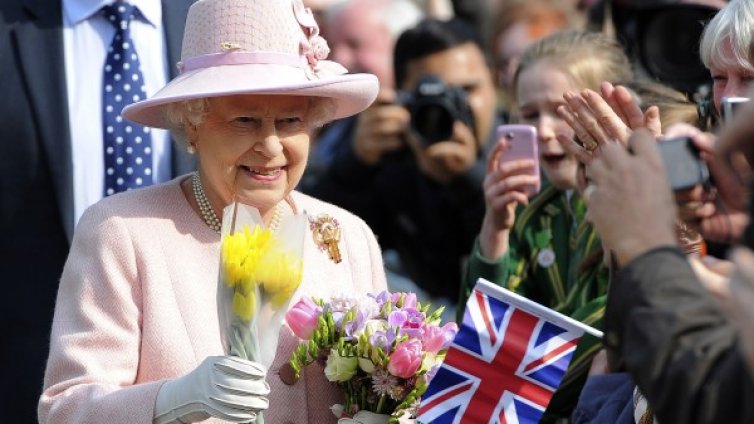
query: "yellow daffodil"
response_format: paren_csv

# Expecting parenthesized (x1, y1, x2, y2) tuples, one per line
(232, 288, 256, 322)
(221, 225, 274, 288)
(255, 248, 303, 308)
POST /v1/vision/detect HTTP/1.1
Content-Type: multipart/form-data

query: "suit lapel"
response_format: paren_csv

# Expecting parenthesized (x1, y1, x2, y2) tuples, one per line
(15, 0, 74, 240)
(162, 0, 196, 177)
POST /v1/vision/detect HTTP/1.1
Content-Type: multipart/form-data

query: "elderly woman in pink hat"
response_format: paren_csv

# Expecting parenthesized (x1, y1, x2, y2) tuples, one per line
(38, 0, 384, 423)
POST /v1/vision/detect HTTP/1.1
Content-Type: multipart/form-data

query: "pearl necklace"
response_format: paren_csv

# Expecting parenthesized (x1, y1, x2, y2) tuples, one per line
(192, 172, 222, 233)
(191, 172, 284, 234)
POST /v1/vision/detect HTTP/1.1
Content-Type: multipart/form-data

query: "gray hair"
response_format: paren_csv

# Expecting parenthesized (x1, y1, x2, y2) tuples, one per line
(382, 0, 424, 40)
(165, 96, 337, 147)
(326, 0, 424, 40)
(699, 0, 754, 74)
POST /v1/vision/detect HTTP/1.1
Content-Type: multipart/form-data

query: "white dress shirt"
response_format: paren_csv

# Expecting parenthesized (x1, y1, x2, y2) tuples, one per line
(63, 0, 172, 224)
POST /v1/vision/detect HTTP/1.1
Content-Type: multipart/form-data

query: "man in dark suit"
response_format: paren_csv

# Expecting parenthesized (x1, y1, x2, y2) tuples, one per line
(0, 1, 195, 421)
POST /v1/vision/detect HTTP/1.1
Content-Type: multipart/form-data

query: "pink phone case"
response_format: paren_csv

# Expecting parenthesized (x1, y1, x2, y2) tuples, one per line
(497, 124, 541, 197)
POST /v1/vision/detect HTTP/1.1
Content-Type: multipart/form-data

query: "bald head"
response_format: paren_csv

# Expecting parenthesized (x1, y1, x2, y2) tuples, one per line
(327, 0, 423, 88)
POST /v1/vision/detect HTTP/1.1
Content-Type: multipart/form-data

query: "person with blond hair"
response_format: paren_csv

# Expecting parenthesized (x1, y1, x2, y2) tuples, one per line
(458, 30, 634, 421)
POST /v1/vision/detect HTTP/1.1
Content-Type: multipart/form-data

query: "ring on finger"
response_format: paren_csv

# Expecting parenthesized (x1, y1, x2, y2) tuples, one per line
(578, 135, 598, 152)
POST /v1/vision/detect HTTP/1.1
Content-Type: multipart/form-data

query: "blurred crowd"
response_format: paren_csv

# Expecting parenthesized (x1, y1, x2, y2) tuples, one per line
(300, 0, 754, 422)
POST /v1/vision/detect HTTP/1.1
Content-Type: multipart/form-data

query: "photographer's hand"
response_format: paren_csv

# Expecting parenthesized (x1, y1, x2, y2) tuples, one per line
(693, 130, 749, 243)
(478, 140, 539, 260)
(408, 120, 478, 184)
(664, 123, 749, 243)
(352, 89, 410, 166)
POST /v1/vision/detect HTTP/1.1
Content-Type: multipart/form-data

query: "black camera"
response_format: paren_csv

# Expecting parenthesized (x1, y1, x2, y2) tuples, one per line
(657, 136, 710, 192)
(612, 2, 719, 97)
(397, 75, 475, 145)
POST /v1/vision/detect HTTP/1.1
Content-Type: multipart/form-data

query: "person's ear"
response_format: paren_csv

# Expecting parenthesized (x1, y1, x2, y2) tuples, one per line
(185, 122, 199, 151)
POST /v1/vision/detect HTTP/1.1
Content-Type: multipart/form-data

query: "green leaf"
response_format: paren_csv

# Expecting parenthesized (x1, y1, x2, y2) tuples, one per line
(327, 312, 336, 343)
(308, 339, 318, 358)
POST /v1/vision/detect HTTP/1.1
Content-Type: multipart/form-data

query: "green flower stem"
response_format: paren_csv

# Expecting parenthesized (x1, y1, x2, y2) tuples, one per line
(360, 384, 367, 410)
(376, 393, 387, 415)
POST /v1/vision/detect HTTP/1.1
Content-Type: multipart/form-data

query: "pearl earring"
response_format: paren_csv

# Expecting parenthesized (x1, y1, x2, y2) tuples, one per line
(187, 143, 196, 154)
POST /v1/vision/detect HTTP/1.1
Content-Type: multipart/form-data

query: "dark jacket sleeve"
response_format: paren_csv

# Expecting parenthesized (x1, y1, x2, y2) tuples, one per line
(572, 373, 635, 424)
(605, 247, 754, 423)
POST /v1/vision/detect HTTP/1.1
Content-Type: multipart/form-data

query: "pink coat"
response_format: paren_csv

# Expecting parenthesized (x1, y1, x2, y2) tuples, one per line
(39, 177, 387, 423)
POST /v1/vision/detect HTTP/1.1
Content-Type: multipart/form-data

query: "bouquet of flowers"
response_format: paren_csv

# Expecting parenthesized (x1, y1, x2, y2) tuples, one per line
(217, 202, 307, 424)
(285, 291, 459, 423)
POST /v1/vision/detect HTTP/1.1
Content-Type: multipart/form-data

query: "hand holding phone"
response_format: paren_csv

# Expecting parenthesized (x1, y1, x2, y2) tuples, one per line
(497, 124, 541, 197)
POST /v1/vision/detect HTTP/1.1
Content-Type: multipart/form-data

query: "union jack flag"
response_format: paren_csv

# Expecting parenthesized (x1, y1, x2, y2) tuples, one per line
(417, 279, 602, 424)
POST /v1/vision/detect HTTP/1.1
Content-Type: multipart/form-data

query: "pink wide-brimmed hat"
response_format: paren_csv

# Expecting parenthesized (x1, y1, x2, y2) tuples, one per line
(122, 0, 378, 128)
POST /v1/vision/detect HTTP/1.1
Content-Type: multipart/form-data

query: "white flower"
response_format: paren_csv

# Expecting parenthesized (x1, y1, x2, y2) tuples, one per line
(324, 349, 358, 382)
(358, 357, 375, 374)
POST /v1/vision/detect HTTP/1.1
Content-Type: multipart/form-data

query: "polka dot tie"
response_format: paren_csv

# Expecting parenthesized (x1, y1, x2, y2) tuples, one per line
(102, 2, 152, 196)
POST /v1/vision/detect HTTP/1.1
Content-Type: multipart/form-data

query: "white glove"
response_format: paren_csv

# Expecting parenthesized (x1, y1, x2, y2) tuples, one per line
(338, 411, 390, 424)
(154, 356, 270, 424)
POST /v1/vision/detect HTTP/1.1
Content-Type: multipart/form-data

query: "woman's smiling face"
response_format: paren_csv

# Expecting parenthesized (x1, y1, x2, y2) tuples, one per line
(188, 94, 312, 212)
(516, 62, 580, 190)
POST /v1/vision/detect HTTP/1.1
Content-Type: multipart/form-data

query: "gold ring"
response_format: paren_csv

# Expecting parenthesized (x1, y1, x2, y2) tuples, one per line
(583, 137, 598, 152)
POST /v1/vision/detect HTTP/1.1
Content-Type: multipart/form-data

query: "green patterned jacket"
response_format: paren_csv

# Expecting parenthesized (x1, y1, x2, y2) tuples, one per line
(458, 184, 609, 423)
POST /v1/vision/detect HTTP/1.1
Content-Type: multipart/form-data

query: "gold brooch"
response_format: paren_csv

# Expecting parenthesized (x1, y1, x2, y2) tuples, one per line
(309, 214, 342, 264)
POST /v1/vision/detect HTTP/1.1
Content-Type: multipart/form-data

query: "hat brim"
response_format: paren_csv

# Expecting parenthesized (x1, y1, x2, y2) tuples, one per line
(122, 64, 378, 128)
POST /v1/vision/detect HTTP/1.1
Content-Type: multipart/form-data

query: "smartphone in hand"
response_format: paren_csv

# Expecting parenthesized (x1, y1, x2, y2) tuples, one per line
(497, 124, 541, 197)
(721, 96, 750, 124)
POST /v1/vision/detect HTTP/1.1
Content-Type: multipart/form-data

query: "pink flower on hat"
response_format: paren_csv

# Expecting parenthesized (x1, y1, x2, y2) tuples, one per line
(302, 35, 330, 66)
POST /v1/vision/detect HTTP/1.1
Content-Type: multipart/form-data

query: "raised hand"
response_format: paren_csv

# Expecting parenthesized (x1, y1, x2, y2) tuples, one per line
(478, 140, 539, 260)
(556, 82, 661, 164)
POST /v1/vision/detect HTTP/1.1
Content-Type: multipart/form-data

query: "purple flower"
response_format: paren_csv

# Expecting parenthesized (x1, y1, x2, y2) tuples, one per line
(400, 309, 425, 338)
(371, 291, 391, 308)
(343, 310, 368, 340)
(440, 322, 459, 349)
(425, 365, 440, 383)
(388, 310, 408, 327)
(369, 329, 395, 354)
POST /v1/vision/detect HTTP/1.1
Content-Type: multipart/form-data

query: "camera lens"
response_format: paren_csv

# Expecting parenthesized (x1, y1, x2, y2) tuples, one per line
(637, 6, 718, 95)
(412, 103, 454, 144)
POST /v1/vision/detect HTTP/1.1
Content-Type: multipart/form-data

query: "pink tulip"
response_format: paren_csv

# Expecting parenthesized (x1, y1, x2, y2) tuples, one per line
(422, 325, 447, 354)
(285, 297, 321, 340)
(388, 339, 423, 378)
(391, 292, 417, 309)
